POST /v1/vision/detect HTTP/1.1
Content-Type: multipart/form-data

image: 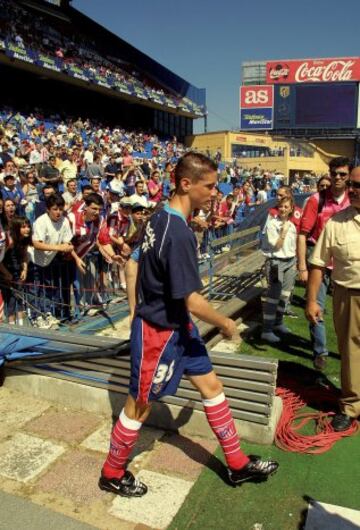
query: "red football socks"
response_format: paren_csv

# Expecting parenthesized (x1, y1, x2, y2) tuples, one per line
(102, 409, 142, 479)
(203, 393, 249, 470)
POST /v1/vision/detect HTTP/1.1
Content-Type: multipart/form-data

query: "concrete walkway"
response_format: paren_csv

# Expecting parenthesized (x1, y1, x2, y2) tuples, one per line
(0, 491, 96, 530)
(0, 386, 218, 530)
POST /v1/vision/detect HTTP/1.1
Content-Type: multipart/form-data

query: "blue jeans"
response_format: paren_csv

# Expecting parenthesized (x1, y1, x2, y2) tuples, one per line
(309, 269, 331, 358)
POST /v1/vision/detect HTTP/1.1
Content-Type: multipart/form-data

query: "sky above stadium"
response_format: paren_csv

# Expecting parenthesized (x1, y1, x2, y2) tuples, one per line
(73, 0, 360, 134)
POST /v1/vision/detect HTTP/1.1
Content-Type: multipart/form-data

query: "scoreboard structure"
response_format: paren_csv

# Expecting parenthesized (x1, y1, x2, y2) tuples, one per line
(240, 58, 360, 136)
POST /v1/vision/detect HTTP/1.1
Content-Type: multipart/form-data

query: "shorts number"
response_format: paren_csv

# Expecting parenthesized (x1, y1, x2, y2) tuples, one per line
(153, 360, 175, 384)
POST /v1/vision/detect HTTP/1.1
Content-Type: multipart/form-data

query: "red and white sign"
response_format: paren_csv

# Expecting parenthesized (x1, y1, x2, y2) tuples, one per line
(240, 85, 273, 108)
(266, 58, 360, 84)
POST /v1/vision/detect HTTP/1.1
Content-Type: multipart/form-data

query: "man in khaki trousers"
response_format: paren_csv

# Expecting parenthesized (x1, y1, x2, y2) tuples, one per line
(306, 166, 360, 431)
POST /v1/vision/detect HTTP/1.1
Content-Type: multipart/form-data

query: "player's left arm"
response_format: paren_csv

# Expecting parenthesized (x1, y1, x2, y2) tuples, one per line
(185, 291, 238, 339)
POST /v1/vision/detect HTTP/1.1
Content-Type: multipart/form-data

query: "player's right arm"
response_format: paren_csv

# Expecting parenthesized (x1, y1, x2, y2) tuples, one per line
(185, 291, 238, 339)
(125, 257, 138, 322)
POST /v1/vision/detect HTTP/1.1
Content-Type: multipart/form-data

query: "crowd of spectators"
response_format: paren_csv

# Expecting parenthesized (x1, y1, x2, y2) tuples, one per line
(0, 105, 299, 328)
(0, 0, 203, 115)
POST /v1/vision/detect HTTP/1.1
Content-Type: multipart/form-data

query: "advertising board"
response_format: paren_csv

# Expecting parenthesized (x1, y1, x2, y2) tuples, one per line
(240, 85, 273, 130)
(266, 57, 360, 84)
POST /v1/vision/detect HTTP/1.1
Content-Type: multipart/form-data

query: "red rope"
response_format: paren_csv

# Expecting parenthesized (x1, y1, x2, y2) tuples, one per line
(275, 387, 358, 454)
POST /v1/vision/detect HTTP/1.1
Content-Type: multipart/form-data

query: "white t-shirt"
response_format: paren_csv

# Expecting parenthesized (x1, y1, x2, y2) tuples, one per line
(261, 215, 297, 259)
(31, 213, 73, 267)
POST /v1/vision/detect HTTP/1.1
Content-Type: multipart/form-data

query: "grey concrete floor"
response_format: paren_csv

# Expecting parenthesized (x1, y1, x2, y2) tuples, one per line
(0, 491, 96, 530)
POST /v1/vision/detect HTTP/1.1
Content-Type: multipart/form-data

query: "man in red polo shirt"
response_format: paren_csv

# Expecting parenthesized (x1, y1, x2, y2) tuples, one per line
(297, 157, 351, 370)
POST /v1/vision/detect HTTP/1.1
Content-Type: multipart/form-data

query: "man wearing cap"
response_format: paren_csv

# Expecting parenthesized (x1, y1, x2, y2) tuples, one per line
(306, 166, 360, 432)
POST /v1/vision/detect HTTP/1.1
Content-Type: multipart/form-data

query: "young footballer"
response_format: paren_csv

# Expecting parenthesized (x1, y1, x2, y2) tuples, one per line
(99, 153, 279, 497)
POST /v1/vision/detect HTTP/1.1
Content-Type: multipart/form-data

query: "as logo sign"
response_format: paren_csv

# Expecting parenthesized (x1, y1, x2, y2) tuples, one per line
(244, 89, 269, 105)
(240, 85, 273, 109)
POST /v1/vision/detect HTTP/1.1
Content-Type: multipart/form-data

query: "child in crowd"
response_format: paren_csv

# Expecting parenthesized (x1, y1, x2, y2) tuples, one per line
(261, 196, 297, 343)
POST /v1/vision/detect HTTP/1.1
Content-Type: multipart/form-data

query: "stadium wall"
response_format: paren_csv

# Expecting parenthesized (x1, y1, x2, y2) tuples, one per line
(186, 131, 355, 178)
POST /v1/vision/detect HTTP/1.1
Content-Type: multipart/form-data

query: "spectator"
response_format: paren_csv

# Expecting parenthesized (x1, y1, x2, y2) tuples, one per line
(59, 150, 78, 187)
(62, 178, 81, 212)
(1, 199, 17, 231)
(68, 193, 104, 314)
(147, 170, 163, 203)
(298, 157, 351, 370)
(306, 166, 360, 431)
(40, 155, 62, 189)
(30, 194, 74, 327)
(0, 216, 32, 325)
(261, 196, 297, 343)
(34, 184, 56, 220)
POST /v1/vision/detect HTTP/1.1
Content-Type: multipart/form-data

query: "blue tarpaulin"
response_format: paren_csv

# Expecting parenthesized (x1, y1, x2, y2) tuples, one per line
(0, 334, 49, 366)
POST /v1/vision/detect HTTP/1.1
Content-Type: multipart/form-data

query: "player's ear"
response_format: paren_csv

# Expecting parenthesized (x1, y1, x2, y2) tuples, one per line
(179, 176, 192, 192)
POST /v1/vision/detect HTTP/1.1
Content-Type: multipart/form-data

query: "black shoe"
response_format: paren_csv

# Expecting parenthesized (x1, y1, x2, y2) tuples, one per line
(331, 413, 353, 432)
(313, 355, 327, 371)
(99, 470, 148, 497)
(228, 455, 279, 485)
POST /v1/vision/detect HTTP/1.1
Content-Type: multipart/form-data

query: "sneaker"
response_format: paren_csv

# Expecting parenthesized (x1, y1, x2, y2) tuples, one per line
(261, 331, 281, 343)
(228, 455, 279, 485)
(86, 307, 101, 317)
(33, 315, 52, 329)
(45, 312, 60, 329)
(284, 308, 298, 319)
(273, 324, 290, 334)
(98, 471, 148, 497)
(221, 245, 231, 252)
(313, 354, 327, 371)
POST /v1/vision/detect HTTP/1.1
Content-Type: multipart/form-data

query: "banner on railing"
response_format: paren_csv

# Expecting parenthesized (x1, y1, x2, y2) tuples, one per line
(5, 42, 35, 64)
(66, 64, 89, 82)
(113, 81, 132, 94)
(149, 93, 164, 105)
(91, 74, 111, 89)
(36, 53, 62, 72)
(0, 40, 200, 115)
(132, 86, 148, 99)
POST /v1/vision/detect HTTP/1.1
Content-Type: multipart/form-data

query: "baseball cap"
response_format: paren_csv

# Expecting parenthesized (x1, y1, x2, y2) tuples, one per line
(131, 203, 146, 213)
(108, 183, 123, 195)
(119, 197, 132, 208)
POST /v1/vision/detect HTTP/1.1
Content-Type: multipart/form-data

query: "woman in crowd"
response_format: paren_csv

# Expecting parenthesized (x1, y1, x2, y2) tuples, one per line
(261, 196, 297, 343)
(22, 169, 39, 223)
(0, 216, 32, 325)
(1, 199, 17, 231)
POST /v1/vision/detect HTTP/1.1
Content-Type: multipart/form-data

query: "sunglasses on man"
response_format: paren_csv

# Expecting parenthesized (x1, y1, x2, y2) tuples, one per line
(345, 180, 360, 189)
(330, 170, 348, 178)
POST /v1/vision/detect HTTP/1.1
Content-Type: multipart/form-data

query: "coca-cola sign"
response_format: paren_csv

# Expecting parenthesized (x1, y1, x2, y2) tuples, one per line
(266, 58, 360, 84)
